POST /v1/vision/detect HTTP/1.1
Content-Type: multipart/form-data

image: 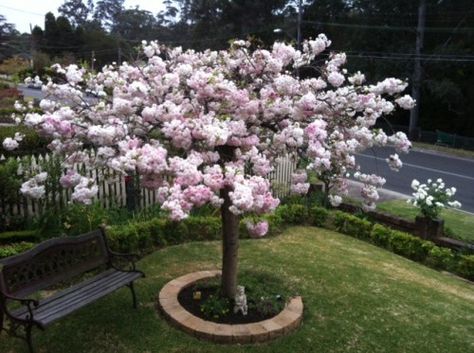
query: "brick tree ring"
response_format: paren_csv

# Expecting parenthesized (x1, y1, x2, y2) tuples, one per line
(157, 270, 304, 344)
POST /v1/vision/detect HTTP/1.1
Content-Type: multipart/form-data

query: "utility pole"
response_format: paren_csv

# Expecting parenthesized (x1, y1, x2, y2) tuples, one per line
(297, 0, 303, 51)
(29, 23, 34, 68)
(409, 0, 426, 140)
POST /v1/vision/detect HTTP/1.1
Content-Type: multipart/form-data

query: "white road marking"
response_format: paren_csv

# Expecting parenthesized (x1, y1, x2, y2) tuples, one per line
(357, 153, 474, 181)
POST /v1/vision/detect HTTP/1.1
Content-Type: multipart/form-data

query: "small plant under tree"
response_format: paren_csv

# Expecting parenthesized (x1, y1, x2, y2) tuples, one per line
(4, 36, 413, 299)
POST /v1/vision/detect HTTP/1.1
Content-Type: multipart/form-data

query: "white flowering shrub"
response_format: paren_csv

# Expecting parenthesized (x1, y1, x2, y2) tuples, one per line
(408, 178, 461, 220)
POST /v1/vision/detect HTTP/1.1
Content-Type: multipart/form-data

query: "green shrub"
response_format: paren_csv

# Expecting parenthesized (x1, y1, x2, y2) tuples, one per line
(107, 216, 222, 253)
(0, 230, 39, 245)
(183, 216, 221, 241)
(387, 229, 430, 261)
(425, 245, 456, 270)
(333, 211, 372, 240)
(455, 255, 474, 281)
(0, 125, 48, 155)
(309, 206, 329, 227)
(0, 242, 35, 259)
(274, 204, 309, 225)
(264, 212, 286, 235)
(370, 224, 392, 247)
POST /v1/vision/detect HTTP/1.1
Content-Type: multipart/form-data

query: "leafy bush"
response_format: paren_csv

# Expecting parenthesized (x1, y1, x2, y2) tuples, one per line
(425, 245, 455, 270)
(0, 125, 48, 155)
(200, 294, 231, 320)
(387, 229, 430, 261)
(333, 211, 372, 240)
(309, 206, 329, 227)
(106, 216, 222, 253)
(0, 230, 39, 245)
(263, 212, 285, 235)
(0, 242, 35, 259)
(370, 224, 392, 247)
(455, 255, 474, 281)
(274, 204, 308, 225)
(0, 158, 22, 204)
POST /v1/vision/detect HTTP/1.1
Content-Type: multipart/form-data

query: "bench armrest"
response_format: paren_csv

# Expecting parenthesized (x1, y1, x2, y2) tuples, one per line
(0, 291, 39, 324)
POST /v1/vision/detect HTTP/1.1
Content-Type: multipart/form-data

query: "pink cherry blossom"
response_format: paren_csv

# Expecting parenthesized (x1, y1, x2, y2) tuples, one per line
(10, 35, 412, 216)
(246, 221, 269, 238)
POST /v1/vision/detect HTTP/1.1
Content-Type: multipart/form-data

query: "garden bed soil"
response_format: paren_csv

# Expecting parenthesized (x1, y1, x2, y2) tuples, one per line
(178, 284, 280, 324)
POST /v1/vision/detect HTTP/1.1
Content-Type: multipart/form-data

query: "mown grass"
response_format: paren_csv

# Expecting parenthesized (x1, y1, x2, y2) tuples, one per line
(0, 226, 473, 353)
(378, 199, 474, 244)
(412, 142, 474, 160)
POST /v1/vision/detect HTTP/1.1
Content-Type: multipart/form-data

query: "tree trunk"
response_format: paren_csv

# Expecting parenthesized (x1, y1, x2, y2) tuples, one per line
(220, 185, 240, 299)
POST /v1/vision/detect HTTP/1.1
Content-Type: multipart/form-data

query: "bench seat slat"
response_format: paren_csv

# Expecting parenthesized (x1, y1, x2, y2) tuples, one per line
(15, 270, 131, 317)
(11, 269, 142, 326)
(36, 271, 138, 322)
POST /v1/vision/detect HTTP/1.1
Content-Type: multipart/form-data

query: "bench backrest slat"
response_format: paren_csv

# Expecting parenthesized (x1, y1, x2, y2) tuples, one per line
(0, 230, 109, 298)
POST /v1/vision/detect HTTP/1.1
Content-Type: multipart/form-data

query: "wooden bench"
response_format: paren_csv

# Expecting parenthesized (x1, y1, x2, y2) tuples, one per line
(0, 228, 144, 353)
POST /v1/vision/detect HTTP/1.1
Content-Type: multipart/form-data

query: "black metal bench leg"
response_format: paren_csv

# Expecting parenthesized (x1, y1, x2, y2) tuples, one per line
(25, 324, 34, 353)
(0, 309, 4, 332)
(128, 282, 137, 309)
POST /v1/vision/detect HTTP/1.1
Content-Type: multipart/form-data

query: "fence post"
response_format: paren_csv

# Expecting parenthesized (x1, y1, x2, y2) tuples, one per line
(125, 174, 137, 212)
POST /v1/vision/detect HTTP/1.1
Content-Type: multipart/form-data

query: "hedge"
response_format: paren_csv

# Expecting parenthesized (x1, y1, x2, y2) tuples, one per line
(0, 230, 39, 245)
(0, 202, 472, 281)
(274, 204, 309, 225)
(107, 216, 222, 253)
(0, 242, 35, 259)
(313, 209, 471, 280)
(333, 211, 372, 240)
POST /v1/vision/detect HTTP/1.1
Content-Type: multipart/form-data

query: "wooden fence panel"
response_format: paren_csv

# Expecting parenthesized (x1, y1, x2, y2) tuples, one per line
(0, 152, 296, 221)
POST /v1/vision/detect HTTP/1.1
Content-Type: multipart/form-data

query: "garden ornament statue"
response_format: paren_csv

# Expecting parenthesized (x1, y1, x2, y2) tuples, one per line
(234, 285, 248, 316)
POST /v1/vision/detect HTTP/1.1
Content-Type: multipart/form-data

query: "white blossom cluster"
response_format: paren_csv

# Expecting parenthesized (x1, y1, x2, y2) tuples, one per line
(408, 178, 461, 219)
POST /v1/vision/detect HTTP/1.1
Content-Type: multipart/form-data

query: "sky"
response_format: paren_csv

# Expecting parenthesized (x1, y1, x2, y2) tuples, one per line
(0, 0, 166, 33)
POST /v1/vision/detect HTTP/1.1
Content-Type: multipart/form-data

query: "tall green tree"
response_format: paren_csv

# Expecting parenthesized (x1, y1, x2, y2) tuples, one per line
(58, 0, 92, 27)
(93, 0, 125, 29)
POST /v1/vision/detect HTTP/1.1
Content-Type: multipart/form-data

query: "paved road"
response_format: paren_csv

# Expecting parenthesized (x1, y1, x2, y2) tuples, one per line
(18, 85, 44, 100)
(356, 147, 474, 213)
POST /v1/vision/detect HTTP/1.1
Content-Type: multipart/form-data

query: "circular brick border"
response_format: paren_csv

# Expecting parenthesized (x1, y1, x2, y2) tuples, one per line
(157, 270, 303, 343)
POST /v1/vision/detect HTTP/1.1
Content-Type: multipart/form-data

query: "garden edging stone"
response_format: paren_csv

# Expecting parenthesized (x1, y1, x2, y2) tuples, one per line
(157, 270, 304, 344)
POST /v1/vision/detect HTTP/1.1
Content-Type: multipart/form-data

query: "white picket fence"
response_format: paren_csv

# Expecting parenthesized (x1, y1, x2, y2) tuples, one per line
(0, 151, 296, 220)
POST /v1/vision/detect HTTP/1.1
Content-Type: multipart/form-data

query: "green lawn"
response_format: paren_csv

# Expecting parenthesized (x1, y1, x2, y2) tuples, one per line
(413, 142, 474, 160)
(1, 226, 473, 353)
(378, 199, 474, 244)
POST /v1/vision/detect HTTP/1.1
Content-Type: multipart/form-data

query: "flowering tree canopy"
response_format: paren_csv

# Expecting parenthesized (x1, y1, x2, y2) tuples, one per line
(4, 35, 413, 297)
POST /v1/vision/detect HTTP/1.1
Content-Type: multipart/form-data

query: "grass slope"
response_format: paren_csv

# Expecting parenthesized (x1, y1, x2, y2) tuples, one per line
(0, 227, 473, 353)
(378, 199, 474, 243)
(413, 142, 474, 160)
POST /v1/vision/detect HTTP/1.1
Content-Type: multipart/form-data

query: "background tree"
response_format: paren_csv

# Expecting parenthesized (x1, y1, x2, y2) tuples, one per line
(112, 8, 158, 43)
(58, 0, 91, 27)
(93, 0, 125, 29)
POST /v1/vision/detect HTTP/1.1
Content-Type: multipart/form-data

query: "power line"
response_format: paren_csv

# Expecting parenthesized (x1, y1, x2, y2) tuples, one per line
(344, 52, 474, 63)
(0, 5, 44, 17)
(302, 19, 474, 33)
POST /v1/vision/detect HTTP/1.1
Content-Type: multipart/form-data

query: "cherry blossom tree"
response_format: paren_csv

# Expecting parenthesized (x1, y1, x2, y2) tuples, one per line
(4, 35, 412, 298)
